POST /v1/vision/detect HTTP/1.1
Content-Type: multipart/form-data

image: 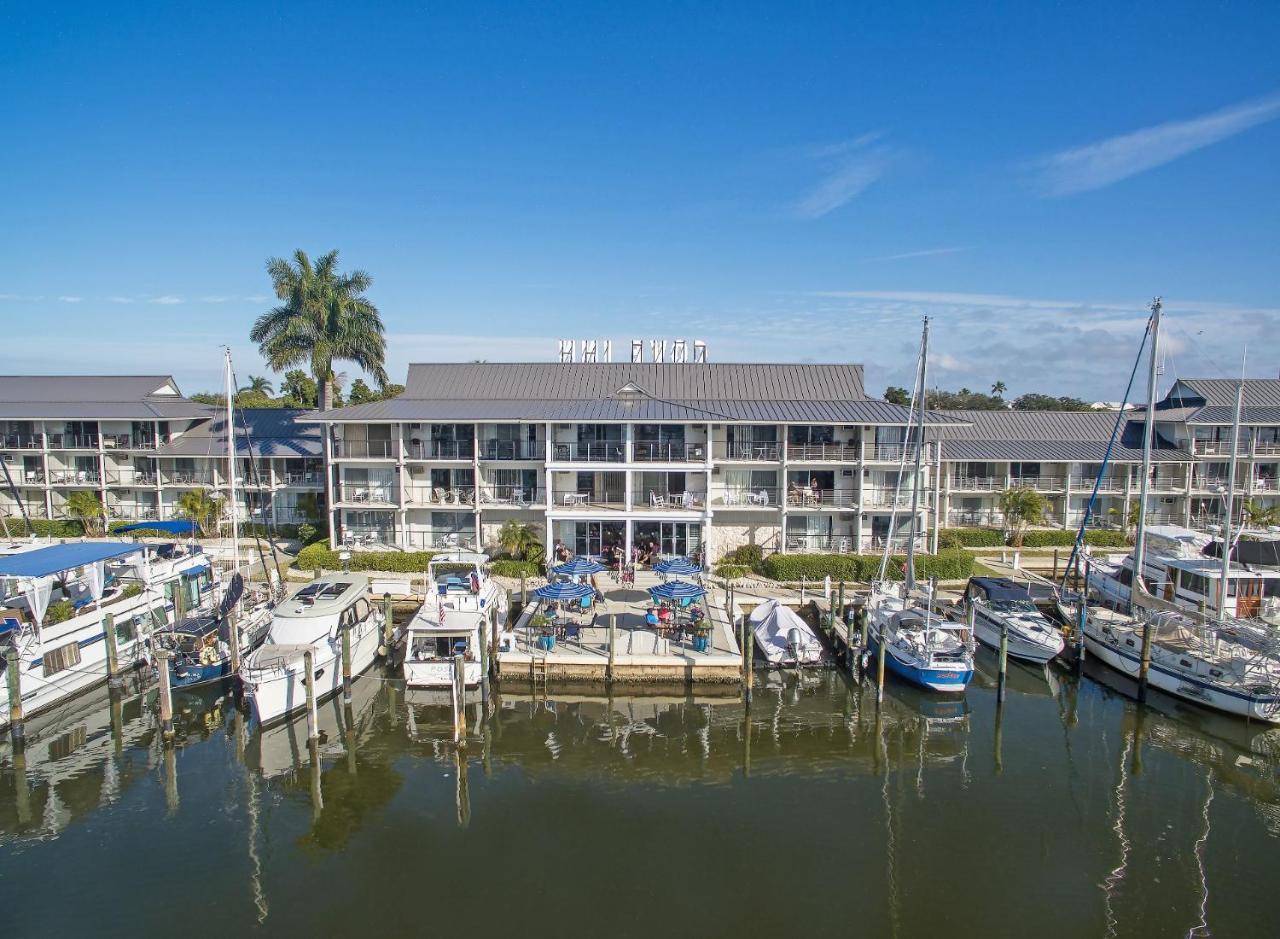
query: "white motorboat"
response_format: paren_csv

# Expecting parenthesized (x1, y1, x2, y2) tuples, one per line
(1, 541, 212, 729)
(240, 575, 384, 726)
(398, 552, 506, 689)
(748, 598, 824, 667)
(961, 577, 1065, 665)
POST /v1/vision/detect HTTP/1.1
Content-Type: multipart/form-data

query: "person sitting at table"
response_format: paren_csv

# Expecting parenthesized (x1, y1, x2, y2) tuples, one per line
(645, 608, 660, 628)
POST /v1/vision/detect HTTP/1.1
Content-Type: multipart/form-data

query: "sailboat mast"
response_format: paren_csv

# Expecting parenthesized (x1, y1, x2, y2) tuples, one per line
(905, 316, 929, 591)
(1219, 377, 1244, 620)
(1131, 298, 1161, 598)
(224, 348, 240, 579)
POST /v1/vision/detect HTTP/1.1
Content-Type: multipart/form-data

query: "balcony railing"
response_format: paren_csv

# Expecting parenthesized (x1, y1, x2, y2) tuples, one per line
(947, 509, 1005, 526)
(106, 470, 159, 486)
(1069, 476, 1126, 493)
(404, 440, 474, 461)
(1009, 476, 1064, 491)
(400, 530, 479, 551)
(341, 527, 400, 549)
(784, 487, 858, 508)
(861, 488, 928, 509)
(949, 476, 1003, 491)
(715, 442, 780, 461)
(551, 489, 626, 509)
(477, 439, 542, 461)
(335, 439, 398, 459)
(101, 433, 157, 450)
(866, 444, 919, 462)
(13, 469, 45, 485)
(338, 485, 398, 506)
(632, 442, 708, 463)
(783, 533, 857, 553)
(712, 487, 778, 507)
(633, 490, 706, 510)
(788, 443, 860, 462)
(403, 485, 477, 506)
(282, 471, 323, 486)
(1254, 442, 1280, 456)
(48, 469, 102, 485)
(165, 472, 217, 486)
(1193, 476, 1227, 491)
(1192, 439, 1247, 455)
(477, 485, 544, 506)
(0, 433, 42, 449)
(47, 433, 100, 450)
(550, 442, 626, 463)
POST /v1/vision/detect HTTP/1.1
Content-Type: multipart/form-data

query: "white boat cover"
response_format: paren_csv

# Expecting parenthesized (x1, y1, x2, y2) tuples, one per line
(749, 599, 824, 666)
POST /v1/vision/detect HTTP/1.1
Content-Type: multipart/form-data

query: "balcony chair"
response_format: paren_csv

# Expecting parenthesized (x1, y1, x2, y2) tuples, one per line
(650, 491, 667, 508)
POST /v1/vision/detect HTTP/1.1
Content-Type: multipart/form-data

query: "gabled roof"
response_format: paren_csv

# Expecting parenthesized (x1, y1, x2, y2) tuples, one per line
(1159, 378, 1280, 425)
(0, 375, 209, 420)
(306, 362, 966, 426)
(935, 409, 1189, 463)
(157, 408, 322, 458)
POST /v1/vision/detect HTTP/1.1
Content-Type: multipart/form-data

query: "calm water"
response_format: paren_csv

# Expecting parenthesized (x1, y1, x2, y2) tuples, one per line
(3, 659, 1280, 938)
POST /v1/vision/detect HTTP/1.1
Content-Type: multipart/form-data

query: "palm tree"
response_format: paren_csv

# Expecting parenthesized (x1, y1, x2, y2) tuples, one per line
(63, 490, 106, 536)
(1241, 499, 1280, 529)
(176, 489, 224, 537)
(998, 486, 1047, 547)
(251, 250, 388, 411)
(240, 375, 275, 396)
(991, 380, 1007, 398)
(497, 520, 543, 561)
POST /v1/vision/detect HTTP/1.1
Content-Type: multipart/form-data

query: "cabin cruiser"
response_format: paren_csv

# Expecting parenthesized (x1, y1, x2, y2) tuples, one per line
(398, 553, 506, 689)
(961, 577, 1065, 665)
(867, 583, 974, 693)
(1083, 606, 1280, 722)
(240, 576, 384, 726)
(0, 541, 212, 729)
(748, 598, 824, 667)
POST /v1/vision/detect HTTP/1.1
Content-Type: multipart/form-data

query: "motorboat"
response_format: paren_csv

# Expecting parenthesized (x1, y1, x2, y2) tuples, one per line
(748, 598, 824, 667)
(240, 575, 384, 726)
(398, 552, 506, 689)
(867, 583, 974, 693)
(0, 540, 212, 729)
(961, 577, 1065, 665)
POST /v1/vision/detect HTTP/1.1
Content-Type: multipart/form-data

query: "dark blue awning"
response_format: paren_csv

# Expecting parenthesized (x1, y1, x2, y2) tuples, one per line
(116, 520, 197, 535)
(0, 542, 144, 578)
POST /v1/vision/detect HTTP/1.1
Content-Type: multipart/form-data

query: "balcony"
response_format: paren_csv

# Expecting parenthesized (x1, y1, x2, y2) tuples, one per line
(477, 485, 544, 507)
(861, 488, 928, 509)
(335, 439, 398, 460)
(1069, 476, 1126, 493)
(340, 526, 400, 550)
(632, 490, 706, 510)
(400, 530, 479, 551)
(783, 532, 857, 553)
(477, 439, 542, 461)
(947, 509, 1004, 526)
(48, 469, 102, 486)
(789, 443, 860, 462)
(784, 487, 858, 509)
(106, 470, 159, 486)
(550, 442, 626, 463)
(949, 476, 1003, 491)
(632, 442, 708, 463)
(0, 433, 42, 450)
(281, 471, 323, 487)
(1254, 442, 1280, 456)
(865, 444, 919, 463)
(1193, 475, 1227, 491)
(338, 484, 399, 506)
(403, 485, 477, 506)
(47, 433, 100, 450)
(1010, 476, 1065, 491)
(551, 489, 626, 510)
(715, 442, 780, 462)
(404, 440, 474, 461)
(165, 471, 218, 487)
(712, 487, 778, 508)
(101, 433, 157, 450)
(12, 468, 45, 485)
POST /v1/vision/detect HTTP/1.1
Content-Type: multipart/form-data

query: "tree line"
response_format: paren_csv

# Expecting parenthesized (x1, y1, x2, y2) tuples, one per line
(884, 383, 1094, 411)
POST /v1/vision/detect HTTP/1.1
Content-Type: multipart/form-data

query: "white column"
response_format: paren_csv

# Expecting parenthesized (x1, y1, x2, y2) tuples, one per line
(323, 422, 337, 549)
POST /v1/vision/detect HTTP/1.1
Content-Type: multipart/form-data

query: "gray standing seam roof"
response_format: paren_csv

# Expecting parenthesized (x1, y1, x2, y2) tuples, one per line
(0, 375, 209, 420)
(1160, 378, 1280, 425)
(935, 409, 1190, 463)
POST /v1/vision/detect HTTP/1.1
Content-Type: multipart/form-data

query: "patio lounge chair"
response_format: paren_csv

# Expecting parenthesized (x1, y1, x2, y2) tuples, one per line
(650, 491, 667, 508)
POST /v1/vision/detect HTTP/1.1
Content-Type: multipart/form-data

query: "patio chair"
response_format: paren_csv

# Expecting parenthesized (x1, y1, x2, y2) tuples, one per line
(722, 490, 739, 507)
(749, 489, 769, 506)
(432, 486, 446, 504)
(650, 491, 667, 508)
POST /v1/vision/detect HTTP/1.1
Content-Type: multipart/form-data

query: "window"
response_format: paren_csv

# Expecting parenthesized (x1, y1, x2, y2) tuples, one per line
(43, 640, 83, 677)
(116, 616, 139, 645)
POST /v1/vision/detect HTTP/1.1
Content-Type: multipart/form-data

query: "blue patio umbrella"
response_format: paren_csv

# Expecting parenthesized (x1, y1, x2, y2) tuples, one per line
(531, 580, 595, 602)
(552, 556, 605, 577)
(648, 579, 706, 602)
(654, 556, 700, 576)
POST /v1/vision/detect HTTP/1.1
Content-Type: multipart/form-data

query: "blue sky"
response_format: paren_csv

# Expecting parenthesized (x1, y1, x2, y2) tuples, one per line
(2, 1, 1278, 399)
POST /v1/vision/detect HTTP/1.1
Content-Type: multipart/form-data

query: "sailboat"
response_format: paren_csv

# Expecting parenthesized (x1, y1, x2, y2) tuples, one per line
(866, 317, 975, 693)
(1081, 300, 1280, 722)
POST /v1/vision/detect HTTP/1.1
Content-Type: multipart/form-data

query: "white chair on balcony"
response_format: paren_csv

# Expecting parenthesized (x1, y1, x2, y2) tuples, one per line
(650, 491, 667, 508)
(837, 537, 851, 554)
(722, 490, 739, 507)
(510, 487, 525, 505)
(749, 489, 769, 506)
(432, 486, 446, 504)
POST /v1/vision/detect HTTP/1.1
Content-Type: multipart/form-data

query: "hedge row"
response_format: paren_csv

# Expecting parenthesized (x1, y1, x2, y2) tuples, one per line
(936, 527, 1007, 549)
(760, 550, 974, 582)
(1020, 529, 1131, 548)
(0, 518, 87, 537)
(490, 559, 542, 578)
(295, 543, 436, 573)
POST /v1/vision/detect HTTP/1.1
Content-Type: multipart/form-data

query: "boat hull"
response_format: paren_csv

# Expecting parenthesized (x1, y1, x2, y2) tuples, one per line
(242, 620, 383, 726)
(971, 611, 1064, 665)
(868, 633, 972, 693)
(404, 658, 482, 689)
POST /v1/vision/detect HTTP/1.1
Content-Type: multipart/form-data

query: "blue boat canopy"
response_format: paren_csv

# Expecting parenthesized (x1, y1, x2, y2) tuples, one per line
(0, 542, 144, 578)
(965, 577, 1033, 602)
(116, 520, 197, 535)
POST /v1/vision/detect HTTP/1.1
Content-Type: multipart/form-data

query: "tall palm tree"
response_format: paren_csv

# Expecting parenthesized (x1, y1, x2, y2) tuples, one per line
(240, 375, 275, 396)
(63, 490, 106, 536)
(991, 380, 1007, 398)
(176, 489, 224, 538)
(998, 486, 1046, 547)
(251, 250, 389, 411)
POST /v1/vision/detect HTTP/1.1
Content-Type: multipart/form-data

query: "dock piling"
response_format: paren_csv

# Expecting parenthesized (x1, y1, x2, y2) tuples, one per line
(228, 608, 241, 679)
(303, 649, 318, 742)
(155, 649, 175, 741)
(7, 647, 25, 744)
(1137, 617, 1154, 704)
(340, 615, 353, 705)
(875, 621, 886, 707)
(478, 618, 491, 706)
(607, 613, 616, 683)
(381, 592, 394, 659)
(452, 653, 468, 743)
(997, 620, 1009, 705)
(102, 613, 120, 688)
(740, 606, 753, 706)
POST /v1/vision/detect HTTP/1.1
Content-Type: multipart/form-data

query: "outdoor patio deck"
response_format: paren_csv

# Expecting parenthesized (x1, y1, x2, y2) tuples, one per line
(497, 571, 742, 683)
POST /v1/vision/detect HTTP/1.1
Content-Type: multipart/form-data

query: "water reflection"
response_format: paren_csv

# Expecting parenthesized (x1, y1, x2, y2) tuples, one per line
(2, 666, 1280, 936)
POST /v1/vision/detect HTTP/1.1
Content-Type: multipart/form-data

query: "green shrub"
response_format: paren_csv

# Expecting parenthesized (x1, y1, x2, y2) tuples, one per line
(937, 527, 1006, 549)
(0, 518, 85, 538)
(491, 559, 541, 578)
(46, 600, 75, 624)
(760, 550, 974, 583)
(720, 543, 765, 570)
(121, 583, 142, 599)
(714, 563, 751, 581)
(1084, 529, 1130, 548)
(295, 543, 435, 574)
(296, 522, 319, 545)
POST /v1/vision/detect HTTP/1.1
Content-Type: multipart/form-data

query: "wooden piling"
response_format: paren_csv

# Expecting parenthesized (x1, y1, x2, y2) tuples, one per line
(453, 653, 467, 743)
(381, 592, 394, 658)
(997, 620, 1009, 705)
(155, 649, 175, 741)
(1137, 617, 1154, 704)
(173, 576, 185, 625)
(303, 649, 318, 742)
(520, 573, 527, 607)
(606, 613, 616, 682)
(307, 736, 324, 820)
(740, 606, 753, 705)
(478, 618, 491, 706)
(1075, 560, 1089, 674)
(7, 647, 25, 744)
(966, 602, 976, 652)
(875, 619, 886, 706)
(1052, 549, 1059, 580)
(344, 704, 358, 776)
(340, 614, 353, 705)
(102, 613, 120, 687)
(163, 738, 179, 815)
(836, 579, 845, 641)
(227, 608, 241, 678)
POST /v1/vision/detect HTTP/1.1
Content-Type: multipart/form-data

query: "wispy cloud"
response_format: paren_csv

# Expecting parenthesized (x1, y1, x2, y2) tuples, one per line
(200, 296, 230, 304)
(1035, 91, 1280, 196)
(149, 295, 184, 305)
(792, 132, 897, 219)
(58, 295, 82, 303)
(864, 246, 971, 263)
(244, 294, 269, 304)
(108, 296, 135, 304)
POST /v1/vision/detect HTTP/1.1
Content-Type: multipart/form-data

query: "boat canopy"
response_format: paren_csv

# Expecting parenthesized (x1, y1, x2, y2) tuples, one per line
(965, 577, 1034, 603)
(116, 520, 198, 535)
(1203, 537, 1280, 567)
(0, 542, 144, 578)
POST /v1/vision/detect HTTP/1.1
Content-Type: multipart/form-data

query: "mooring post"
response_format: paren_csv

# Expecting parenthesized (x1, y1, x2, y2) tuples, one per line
(303, 649, 318, 742)
(155, 649, 175, 741)
(875, 618, 886, 707)
(102, 613, 120, 688)
(163, 737, 179, 815)
(341, 614, 353, 705)
(836, 579, 845, 643)
(453, 653, 468, 742)
(607, 612, 616, 683)
(6, 647, 25, 745)
(966, 602, 976, 654)
(478, 618, 491, 707)
(1052, 549, 1059, 581)
(308, 736, 323, 820)
(227, 607, 241, 679)
(1137, 616, 1154, 704)
(520, 573, 527, 607)
(381, 592, 394, 659)
(1075, 560, 1089, 674)
(997, 621, 1009, 705)
(740, 608, 753, 706)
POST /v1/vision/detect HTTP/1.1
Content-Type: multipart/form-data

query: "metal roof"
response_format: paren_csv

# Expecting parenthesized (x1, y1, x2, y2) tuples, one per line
(0, 541, 143, 577)
(158, 408, 323, 458)
(935, 409, 1190, 463)
(307, 362, 966, 426)
(1159, 378, 1280, 425)
(0, 375, 208, 420)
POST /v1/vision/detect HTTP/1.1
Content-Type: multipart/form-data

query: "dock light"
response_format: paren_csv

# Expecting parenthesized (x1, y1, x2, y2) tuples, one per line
(338, 549, 351, 573)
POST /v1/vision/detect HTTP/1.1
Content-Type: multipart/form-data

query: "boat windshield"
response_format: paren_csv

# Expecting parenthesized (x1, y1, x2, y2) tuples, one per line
(988, 598, 1038, 615)
(411, 634, 471, 659)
